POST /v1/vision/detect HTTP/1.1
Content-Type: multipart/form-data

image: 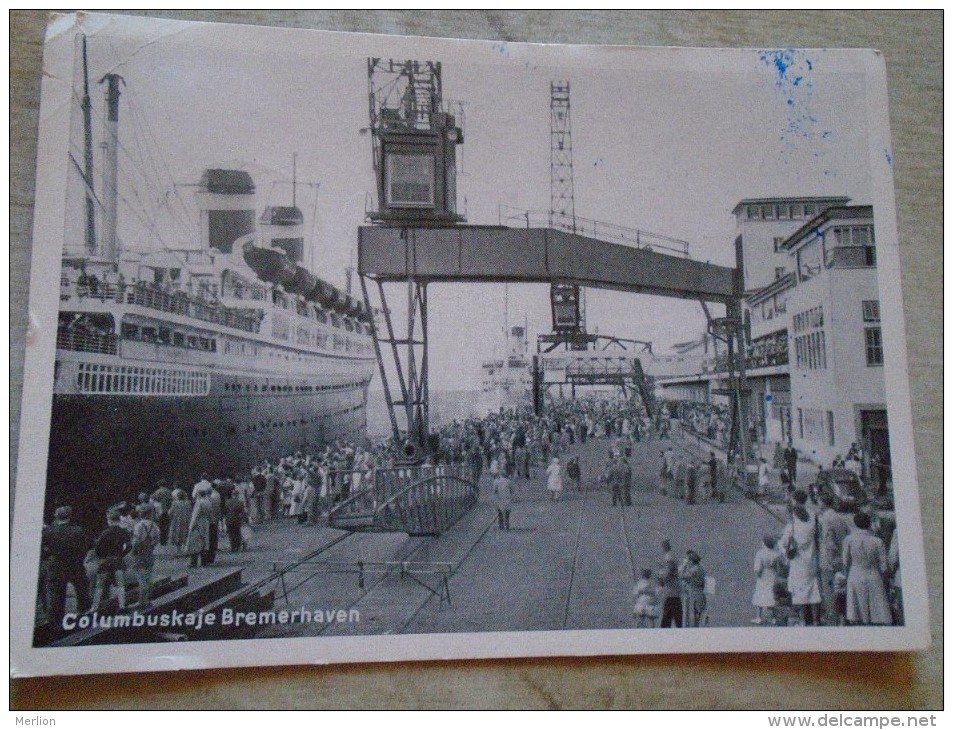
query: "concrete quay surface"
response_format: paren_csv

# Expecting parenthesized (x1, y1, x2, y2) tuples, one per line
(146, 432, 787, 636)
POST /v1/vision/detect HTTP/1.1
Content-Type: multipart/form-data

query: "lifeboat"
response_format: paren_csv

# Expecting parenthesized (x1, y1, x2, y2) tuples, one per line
(242, 240, 296, 286)
(285, 265, 318, 297)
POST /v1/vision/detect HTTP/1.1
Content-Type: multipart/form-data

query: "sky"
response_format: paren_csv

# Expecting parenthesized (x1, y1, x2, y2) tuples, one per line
(60, 14, 879, 391)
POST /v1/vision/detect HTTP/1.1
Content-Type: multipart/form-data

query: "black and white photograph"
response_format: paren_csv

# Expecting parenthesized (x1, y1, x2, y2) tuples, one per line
(11, 12, 930, 677)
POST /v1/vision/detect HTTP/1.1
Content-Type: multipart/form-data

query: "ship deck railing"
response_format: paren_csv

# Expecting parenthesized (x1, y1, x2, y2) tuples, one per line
(61, 280, 262, 334)
(56, 328, 119, 355)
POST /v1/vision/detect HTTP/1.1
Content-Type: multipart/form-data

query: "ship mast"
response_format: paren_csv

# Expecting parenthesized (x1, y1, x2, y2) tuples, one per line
(80, 36, 97, 255)
(99, 71, 124, 264)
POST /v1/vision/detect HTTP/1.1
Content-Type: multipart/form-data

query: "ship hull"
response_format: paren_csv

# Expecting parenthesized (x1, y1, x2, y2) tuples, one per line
(46, 384, 368, 531)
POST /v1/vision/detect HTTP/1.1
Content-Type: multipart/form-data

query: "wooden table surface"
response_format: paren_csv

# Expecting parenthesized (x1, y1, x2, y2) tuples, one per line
(10, 10, 942, 710)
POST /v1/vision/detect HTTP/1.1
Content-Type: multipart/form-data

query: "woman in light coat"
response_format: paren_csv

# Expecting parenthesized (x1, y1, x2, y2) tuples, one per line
(546, 457, 563, 502)
(167, 489, 192, 553)
(185, 489, 212, 568)
(752, 535, 780, 624)
(780, 501, 821, 625)
(842, 511, 892, 625)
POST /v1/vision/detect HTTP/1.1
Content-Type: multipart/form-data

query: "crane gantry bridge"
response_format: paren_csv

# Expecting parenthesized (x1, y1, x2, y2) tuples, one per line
(333, 57, 752, 536)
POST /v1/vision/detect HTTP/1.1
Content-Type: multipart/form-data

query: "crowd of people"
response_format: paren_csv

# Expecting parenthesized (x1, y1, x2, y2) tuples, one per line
(657, 446, 728, 505)
(748, 489, 902, 627)
(632, 539, 712, 628)
(675, 401, 733, 448)
(40, 391, 902, 633)
(38, 435, 392, 629)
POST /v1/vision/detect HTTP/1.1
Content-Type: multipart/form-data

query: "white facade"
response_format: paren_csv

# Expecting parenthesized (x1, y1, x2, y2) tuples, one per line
(782, 205, 886, 466)
(657, 200, 889, 471)
(733, 196, 849, 292)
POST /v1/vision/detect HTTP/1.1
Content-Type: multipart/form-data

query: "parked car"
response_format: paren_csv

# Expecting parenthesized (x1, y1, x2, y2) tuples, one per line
(811, 468, 868, 512)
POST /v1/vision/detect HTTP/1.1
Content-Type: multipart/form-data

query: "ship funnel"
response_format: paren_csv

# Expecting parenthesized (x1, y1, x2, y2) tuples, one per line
(195, 168, 256, 255)
(260, 205, 305, 263)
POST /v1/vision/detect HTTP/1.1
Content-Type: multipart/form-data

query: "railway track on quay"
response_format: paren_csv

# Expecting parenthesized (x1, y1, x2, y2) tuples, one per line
(250, 500, 500, 638)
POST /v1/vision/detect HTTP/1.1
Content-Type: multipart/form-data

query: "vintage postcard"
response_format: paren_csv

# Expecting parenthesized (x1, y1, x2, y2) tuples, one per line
(11, 13, 929, 677)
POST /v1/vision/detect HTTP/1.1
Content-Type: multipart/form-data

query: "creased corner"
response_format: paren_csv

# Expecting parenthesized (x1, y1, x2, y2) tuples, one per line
(44, 11, 81, 43)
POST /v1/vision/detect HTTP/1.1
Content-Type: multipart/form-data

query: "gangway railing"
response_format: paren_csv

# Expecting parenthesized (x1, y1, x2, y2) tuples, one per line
(327, 463, 478, 536)
(497, 206, 691, 258)
(376, 469, 478, 536)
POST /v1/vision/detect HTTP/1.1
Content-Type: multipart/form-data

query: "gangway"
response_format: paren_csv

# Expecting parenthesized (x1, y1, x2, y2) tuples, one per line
(328, 463, 478, 536)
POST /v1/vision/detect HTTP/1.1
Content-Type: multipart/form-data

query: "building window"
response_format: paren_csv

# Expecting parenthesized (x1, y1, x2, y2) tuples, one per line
(862, 300, 881, 322)
(826, 225, 876, 267)
(827, 411, 835, 447)
(865, 327, 884, 366)
(773, 237, 785, 253)
(749, 205, 762, 220)
(793, 306, 826, 369)
(775, 266, 786, 279)
(764, 204, 776, 220)
(779, 205, 789, 220)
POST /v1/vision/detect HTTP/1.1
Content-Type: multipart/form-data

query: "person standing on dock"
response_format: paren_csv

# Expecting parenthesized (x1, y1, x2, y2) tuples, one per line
(467, 443, 484, 486)
(42, 505, 90, 627)
(493, 466, 514, 531)
(129, 504, 160, 609)
(207, 483, 222, 565)
(566, 455, 582, 493)
(167, 489, 191, 553)
(673, 455, 687, 501)
(251, 467, 268, 524)
(784, 444, 799, 483)
(757, 458, 771, 498)
(658, 539, 683, 628)
(546, 457, 564, 502)
(192, 472, 211, 502)
(706, 451, 721, 502)
(679, 550, 707, 627)
(90, 509, 131, 612)
(186, 488, 213, 569)
(224, 488, 248, 550)
(685, 460, 698, 505)
(817, 493, 851, 625)
(622, 456, 633, 506)
(150, 481, 173, 546)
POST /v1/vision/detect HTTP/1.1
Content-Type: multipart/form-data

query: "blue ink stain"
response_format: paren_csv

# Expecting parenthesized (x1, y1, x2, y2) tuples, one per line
(884, 149, 893, 165)
(787, 98, 795, 106)
(593, 158, 604, 167)
(793, 76, 803, 86)
(806, 59, 813, 71)
(821, 131, 831, 139)
(765, 394, 773, 403)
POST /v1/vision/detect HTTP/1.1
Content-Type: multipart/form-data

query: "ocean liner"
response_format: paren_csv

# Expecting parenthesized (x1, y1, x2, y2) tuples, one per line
(46, 40, 376, 526)
(480, 323, 533, 414)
